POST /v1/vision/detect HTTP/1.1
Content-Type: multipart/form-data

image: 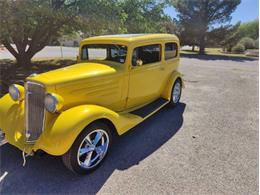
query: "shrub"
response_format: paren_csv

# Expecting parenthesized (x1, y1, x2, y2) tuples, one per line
(231, 44, 245, 53)
(239, 37, 255, 49)
(255, 38, 259, 49)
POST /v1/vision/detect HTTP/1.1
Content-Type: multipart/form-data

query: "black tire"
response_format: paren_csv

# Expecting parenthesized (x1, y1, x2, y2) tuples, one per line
(169, 78, 182, 106)
(62, 121, 112, 174)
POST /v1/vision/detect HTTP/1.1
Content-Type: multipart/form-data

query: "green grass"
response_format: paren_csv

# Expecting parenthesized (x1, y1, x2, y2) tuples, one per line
(181, 47, 257, 58)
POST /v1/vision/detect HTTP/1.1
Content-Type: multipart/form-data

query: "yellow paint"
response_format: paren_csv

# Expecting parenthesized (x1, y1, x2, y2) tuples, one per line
(0, 34, 183, 156)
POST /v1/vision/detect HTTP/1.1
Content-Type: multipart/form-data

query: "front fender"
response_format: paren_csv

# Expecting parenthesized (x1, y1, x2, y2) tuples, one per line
(162, 71, 184, 100)
(33, 105, 142, 156)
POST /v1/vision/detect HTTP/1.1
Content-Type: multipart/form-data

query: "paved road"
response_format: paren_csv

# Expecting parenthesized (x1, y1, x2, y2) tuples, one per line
(0, 55, 258, 194)
(0, 46, 78, 59)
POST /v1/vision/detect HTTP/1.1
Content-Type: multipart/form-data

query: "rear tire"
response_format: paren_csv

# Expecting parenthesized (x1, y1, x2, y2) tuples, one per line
(62, 122, 112, 174)
(169, 78, 182, 106)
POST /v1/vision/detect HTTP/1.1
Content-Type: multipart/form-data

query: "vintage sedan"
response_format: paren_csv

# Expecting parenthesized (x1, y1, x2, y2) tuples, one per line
(0, 34, 183, 174)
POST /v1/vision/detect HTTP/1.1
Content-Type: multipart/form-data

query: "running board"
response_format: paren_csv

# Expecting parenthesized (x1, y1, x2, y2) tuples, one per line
(130, 98, 169, 118)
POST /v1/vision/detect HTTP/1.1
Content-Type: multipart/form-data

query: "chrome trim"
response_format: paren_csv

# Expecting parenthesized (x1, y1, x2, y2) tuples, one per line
(25, 81, 46, 143)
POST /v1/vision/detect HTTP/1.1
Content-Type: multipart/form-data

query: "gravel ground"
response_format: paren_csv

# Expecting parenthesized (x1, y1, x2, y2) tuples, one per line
(0, 55, 258, 194)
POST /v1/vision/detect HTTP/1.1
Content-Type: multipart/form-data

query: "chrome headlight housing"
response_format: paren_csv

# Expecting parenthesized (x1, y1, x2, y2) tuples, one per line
(9, 84, 24, 101)
(44, 93, 63, 113)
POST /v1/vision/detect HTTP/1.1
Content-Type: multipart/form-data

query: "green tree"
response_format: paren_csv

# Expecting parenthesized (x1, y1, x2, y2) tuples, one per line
(171, 0, 241, 54)
(220, 20, 259, 51)
(119, 0, 170, 33)
(0, 0, 81, 68)
(220, 23, 241, 51)
(77, 0, 127, 36)
(78, 0, 172, 35)
(237, 20, 259, 40)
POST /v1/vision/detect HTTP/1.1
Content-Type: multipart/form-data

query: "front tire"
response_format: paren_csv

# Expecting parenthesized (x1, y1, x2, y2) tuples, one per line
(169, 78, 182, 106)
(62, 122, 112, 174)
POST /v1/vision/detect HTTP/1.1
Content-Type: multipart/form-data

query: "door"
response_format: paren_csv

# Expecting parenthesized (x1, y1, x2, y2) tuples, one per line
(126, 44, 165, 109)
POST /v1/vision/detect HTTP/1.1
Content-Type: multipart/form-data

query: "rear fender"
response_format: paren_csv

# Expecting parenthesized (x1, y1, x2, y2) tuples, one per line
(162, 71, 184, 100)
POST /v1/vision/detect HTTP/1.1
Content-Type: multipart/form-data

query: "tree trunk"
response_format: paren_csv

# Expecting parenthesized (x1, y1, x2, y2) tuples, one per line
(192, 45, 195, 51)
(16, 54, 32, 69)
(3, 41, 33, 68)
(199, 35, 206, 55)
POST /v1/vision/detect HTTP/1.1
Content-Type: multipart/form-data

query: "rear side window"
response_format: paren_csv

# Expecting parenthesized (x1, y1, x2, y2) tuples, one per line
(132, 44, 161, 66)
(165, 42, 178, 60)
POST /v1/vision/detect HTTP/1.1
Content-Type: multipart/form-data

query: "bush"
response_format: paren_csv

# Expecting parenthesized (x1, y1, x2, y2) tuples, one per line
(239, 37, 255, 49)
(232, 44, 245, 53)
(255, 38, 259, 49)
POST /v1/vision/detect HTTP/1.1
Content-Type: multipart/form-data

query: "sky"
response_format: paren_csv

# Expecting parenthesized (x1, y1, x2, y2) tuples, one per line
(165, 0, 259, 24)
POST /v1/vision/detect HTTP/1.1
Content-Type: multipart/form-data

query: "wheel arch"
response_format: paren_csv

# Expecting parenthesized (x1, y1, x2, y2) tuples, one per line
(33, 105, 121, 156)
(162, 71, 184, 101)
(86, 118, 119, 137)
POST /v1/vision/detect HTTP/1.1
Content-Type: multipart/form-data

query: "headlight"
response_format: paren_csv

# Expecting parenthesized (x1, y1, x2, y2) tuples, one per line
(9, 84, 24, 101)
(44, 93, 63, 113)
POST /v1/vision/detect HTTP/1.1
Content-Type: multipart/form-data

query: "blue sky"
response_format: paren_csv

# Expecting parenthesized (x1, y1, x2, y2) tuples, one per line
(165, 0, 259, 24)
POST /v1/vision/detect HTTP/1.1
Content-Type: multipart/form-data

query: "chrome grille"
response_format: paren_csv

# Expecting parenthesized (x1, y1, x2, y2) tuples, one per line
(25, 82, 45, 142)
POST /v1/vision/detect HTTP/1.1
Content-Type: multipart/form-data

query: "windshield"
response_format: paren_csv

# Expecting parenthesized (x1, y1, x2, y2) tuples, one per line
(81, 44, 127, 64)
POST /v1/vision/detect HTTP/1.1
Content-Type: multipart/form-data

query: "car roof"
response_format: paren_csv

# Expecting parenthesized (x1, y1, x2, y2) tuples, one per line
(81, 33, 179, 44)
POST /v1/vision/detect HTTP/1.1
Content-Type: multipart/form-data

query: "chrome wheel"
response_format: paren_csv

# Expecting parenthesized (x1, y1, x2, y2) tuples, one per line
(77, 129, 109, 169)
(172, 81, 181, 103)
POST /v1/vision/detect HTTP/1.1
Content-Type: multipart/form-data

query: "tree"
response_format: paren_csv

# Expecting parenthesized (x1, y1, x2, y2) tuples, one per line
(237, 20, 259, 40)
(171, 0, 241, 54)
(0, 0, 81, 68)
(118, 0, 171, 33)
(77, 0, 126, 36)
(220, 20, 259, 51)
(78, 0, 172, 35)
(219, 23, 241, 51)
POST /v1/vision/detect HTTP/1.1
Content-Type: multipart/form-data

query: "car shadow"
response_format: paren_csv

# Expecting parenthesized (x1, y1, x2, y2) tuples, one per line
(0, 103, 186, 194)
(181, 53, 258, 62)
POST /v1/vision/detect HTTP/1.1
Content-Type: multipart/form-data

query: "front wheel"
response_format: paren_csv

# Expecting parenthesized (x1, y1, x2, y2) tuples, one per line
(169, 78, 182, 106)
(62, 122, 112, 174)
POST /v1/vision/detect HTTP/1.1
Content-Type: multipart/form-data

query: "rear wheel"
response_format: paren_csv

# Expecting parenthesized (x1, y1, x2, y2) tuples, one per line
(169, 78, 182, 106)
(62, 122, 112, 174)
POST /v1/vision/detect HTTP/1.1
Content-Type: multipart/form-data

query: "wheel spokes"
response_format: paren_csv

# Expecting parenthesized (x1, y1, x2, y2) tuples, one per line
(95, 141, 108, 157)
(83, 151, 93, 167)
(79, 147, 92, 156)
(88, 141, 108, 164)
(77, 129, 109, 169)
(92, 131, 103, 146)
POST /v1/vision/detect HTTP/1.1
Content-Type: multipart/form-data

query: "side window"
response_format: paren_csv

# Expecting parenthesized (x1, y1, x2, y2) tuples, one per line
(132, 44, 161, 66)
(165, 42, 178, 60)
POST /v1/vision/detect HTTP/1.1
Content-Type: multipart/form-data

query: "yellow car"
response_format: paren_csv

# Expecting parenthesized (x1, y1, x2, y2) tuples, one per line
(0, 34, 183, 174)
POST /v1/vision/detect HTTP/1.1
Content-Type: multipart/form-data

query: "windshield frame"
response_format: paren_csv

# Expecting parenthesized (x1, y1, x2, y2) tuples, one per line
(80, 44, 128, 65)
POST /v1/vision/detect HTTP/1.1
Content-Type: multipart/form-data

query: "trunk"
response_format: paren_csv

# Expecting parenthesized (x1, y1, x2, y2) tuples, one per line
(192, 45, 195, 51)
(199, 35, 206, 55)
(16, 54, 32, 69)
(3, 41, 33, 68)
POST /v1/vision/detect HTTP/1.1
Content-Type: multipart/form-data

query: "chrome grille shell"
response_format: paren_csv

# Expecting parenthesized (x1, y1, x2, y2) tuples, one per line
(25, 81, 46, 142)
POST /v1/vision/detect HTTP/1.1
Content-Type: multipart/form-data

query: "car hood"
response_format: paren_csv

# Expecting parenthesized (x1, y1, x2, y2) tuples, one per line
(27, 62, 117, 86)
